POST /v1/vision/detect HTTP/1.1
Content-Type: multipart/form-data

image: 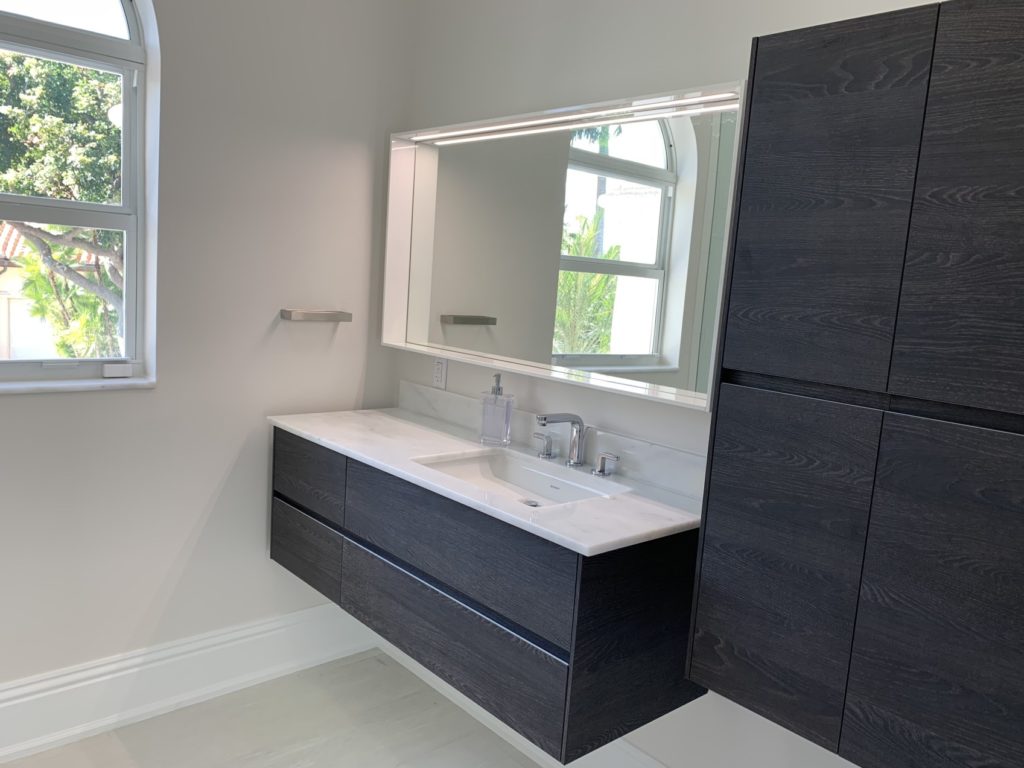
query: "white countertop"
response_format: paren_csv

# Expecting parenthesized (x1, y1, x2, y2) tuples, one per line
(269, 408, 702, 556)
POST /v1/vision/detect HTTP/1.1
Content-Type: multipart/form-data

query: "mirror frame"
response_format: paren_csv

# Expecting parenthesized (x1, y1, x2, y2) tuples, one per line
(382, 84, 746, 410)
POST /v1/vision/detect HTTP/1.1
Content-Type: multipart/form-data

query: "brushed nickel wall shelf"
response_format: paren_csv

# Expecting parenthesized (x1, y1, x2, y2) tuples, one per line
(440, 315, 497, 326)
(280, 309, 353, 322)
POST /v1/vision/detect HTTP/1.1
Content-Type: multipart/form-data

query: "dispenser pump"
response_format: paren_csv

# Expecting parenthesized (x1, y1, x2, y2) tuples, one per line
(491, 373, 503, 396)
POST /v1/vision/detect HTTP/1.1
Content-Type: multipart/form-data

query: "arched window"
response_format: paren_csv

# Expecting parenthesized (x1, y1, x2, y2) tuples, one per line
(555, 120, 676, 365)
(0, 0, 155, 390)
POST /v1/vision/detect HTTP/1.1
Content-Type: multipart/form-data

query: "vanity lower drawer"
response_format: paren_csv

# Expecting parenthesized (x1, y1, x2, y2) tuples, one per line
(339, 538, 569, 757)
(344, 460, 578, 650)
(270, 497, 344, 604)
(273, 428, 347, 528)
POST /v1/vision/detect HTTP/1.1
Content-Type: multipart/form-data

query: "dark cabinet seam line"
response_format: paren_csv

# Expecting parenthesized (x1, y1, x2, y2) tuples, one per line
(836, 411, 889, 750)
(883, 4, 943, 395)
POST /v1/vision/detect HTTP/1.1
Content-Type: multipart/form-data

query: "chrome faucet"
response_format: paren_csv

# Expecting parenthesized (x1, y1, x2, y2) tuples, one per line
(536, 413, 587, 467)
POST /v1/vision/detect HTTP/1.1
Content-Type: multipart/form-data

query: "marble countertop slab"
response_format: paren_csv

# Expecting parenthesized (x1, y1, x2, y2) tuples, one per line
(269, 408, 702, 556)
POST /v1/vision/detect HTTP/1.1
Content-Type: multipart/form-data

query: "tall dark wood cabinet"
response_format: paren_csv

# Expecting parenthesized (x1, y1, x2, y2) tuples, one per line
(721, 6, 937, 392)
(888, 0, 1024, 416)
(691, 2, 1024, 767)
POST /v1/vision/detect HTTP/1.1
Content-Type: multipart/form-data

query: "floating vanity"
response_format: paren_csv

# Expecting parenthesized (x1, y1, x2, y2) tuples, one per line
(267, 409, 704, 763)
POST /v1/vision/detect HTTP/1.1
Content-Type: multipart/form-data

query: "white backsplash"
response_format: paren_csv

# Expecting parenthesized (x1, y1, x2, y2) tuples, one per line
(398, 380, 707, 504)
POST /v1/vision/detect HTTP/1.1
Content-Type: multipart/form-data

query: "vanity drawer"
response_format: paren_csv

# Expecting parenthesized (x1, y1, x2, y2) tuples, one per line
(272, 428, 347, 528)
(340, 538, 568, 758)
(344, 460, 578, 650)
(270, 497, 344, 603)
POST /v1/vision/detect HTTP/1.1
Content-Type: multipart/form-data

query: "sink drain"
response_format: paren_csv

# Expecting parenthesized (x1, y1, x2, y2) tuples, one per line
(520, 498, 541, 508)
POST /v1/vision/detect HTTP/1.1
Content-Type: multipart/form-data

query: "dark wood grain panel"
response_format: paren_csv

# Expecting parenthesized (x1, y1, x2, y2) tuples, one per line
(272, 429, 347, 528)
(840, 414, 1024, 768)
(270, 497, 343, 603)
(345, 460, 578, 651)
(723, 6, 937, 392)
(690, 384, 883, 750)
(889, 0, 1024, 416)
(563, 532, 705, 761)
(339, 539, 568, 758)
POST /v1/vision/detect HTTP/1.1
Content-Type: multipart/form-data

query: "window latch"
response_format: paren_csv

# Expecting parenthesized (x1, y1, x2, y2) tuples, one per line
(103, 363, 134, 379)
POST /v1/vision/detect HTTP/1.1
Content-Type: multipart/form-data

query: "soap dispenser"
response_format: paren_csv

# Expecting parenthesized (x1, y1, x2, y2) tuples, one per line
(480, 373, 514, 446)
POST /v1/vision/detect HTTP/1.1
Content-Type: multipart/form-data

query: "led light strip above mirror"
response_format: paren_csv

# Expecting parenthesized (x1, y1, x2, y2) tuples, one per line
(410, 91, 740, 146)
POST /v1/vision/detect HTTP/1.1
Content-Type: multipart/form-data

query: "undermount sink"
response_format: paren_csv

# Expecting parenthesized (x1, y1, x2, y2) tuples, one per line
(413, 448, 631, 508)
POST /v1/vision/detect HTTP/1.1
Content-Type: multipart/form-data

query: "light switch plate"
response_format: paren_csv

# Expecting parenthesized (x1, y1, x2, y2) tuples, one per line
(432, 358, 448, 389)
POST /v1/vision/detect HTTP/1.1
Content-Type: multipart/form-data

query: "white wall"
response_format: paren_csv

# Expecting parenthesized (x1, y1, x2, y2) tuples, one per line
(392, 1, 930, 766)
(0, 0, 411, 682)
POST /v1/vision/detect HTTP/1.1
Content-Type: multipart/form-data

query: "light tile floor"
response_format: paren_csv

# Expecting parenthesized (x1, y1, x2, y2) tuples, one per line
(6, 651, 542, 768)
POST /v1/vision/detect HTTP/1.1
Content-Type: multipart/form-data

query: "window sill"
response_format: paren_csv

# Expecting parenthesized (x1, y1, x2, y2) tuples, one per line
(0, 376, 156, 395)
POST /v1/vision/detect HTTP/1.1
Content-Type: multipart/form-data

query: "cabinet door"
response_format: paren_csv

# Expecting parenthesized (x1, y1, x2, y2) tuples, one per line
(690, 385, 882, 750)
(339, 539, 569, 758)
(270, 498, 344, 604)
(840, 415, 1024, 768)
(888, 0, 1024, 415)
(722, 7, 937, 391)
(272, 429, 347, 528)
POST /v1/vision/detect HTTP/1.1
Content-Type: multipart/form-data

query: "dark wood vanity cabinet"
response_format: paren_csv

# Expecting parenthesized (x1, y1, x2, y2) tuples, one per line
(344, 460, 578, 650)
(721, 6, 937, 393)
(690, 385, 881, 750)
(693, 2, 1024, 767)
(269, 429, 705, 763)
(888, 0, 1024, 416)
(840, 415, 1024, 768)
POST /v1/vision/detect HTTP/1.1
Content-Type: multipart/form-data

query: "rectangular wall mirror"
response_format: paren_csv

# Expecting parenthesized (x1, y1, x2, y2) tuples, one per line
(383, 85, 742, 409)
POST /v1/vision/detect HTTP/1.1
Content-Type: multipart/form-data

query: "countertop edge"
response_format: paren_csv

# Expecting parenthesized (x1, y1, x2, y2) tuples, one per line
(268, 412, 701, 557)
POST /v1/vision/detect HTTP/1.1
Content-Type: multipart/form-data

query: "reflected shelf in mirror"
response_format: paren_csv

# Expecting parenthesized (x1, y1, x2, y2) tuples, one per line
(440, 314, 497, 326)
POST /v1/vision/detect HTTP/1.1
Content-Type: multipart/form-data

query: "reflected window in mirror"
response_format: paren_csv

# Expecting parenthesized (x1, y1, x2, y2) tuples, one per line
(556, 120, 674, 364)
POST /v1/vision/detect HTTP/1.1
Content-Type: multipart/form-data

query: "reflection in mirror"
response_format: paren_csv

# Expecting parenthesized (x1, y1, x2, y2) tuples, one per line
(385, 87, 741, 407)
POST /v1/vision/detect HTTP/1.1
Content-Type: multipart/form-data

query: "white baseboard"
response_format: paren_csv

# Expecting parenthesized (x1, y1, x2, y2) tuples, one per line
(378, 639, 666, 768)
(0, 604, 376, 764)
(0, 603, 662, 768)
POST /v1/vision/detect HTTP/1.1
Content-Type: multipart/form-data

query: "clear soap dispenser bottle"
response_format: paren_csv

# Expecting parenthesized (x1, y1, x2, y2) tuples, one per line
(480, 373, 514, 446)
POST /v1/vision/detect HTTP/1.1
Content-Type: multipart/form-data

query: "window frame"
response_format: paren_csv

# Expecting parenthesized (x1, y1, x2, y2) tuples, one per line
(552, 123, 677, 369)
(0, 1, 151, 391)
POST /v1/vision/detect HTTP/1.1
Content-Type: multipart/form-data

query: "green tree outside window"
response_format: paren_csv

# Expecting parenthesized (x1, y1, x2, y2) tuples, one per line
(0, 50, 125, 358)
(553, 210, 620, 356)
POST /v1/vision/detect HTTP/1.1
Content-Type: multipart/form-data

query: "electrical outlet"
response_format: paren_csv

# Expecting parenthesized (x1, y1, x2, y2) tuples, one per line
(432, 358, 448, 389)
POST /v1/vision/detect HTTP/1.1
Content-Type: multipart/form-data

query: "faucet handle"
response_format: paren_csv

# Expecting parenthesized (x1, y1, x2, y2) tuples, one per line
(591, 452, 620, 477)
(533, 432, 556, 459)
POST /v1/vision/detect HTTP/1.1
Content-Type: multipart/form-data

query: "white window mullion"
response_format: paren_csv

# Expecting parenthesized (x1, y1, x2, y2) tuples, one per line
(568, 151, 677, 186)
(0, 11, 143, 65)
(558, 257, 664, 281)
(0, 200, 134, 231)
(120, 62, 142, 213)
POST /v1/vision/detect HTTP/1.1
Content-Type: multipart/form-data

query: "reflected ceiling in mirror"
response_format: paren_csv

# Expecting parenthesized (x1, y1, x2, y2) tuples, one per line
(383, 86, 743, 409)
